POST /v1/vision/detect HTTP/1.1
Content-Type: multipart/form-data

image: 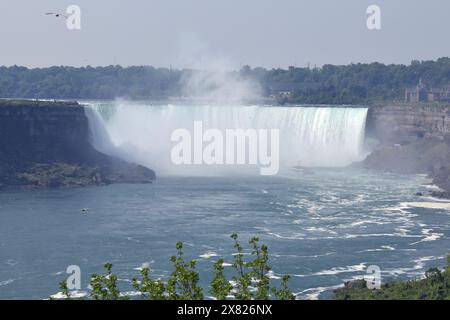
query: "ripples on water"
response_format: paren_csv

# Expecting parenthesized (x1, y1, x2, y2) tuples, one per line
(0, 168, 449, 299)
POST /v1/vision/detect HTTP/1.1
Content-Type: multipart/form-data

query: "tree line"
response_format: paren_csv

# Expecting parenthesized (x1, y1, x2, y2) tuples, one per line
(1, 57, 450, 104)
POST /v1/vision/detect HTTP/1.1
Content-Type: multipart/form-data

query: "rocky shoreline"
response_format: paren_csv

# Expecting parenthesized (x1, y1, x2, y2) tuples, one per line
(359, 138, 450, 197)
(361, 103, 450, 197)
(0, 100, 155, 190)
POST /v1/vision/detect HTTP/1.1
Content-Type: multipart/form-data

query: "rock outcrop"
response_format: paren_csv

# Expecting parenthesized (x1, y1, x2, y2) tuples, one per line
(362, 103, 450, 196)
(366, 103, 450, 145)
(0, 100, 155, 190)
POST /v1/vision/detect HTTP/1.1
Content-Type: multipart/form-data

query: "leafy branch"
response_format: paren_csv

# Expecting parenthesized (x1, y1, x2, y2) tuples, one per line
(54, 234, 295, 300)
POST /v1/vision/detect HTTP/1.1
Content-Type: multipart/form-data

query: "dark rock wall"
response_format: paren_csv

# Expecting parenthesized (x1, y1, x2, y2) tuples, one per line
(0, 102, 155, 189)
(0, 103, 89, 164)
(366, 104, 450, 145)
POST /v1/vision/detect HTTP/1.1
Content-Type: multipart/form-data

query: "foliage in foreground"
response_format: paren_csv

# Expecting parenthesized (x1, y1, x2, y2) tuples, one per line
(57, 234, 295, 300)
(335, 255, 450, 300)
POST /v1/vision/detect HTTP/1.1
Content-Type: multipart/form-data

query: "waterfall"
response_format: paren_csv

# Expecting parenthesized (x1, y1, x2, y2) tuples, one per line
(84, 102, 368, 176)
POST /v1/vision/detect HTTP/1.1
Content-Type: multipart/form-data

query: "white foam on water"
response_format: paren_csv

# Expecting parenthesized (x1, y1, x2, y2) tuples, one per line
(401, 202, 450, 210)
(293, 263, 367, 278)
(266, 270, 282, 280)
(421, 184, 441, 190)
(0, 279, 16, 286)
(199, 251, 219, 259)
(382, 255, 445, 277)
(50, 290, 88, 300)
(297, 284, 344, 300)
(120, 291, 142, 297)
(5, 259, 17, 266)
(413, 255, 444, 265)
(312, 263, 367, 276)
(134, 261, 153, 271)
(410, 229, 444, 245)
(356, 245, 396, 253)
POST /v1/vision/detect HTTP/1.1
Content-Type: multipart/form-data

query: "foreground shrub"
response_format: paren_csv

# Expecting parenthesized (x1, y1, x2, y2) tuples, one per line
(55, 234, 295, 300)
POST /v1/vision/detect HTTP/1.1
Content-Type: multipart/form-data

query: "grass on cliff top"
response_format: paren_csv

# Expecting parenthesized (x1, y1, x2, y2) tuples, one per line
(335, 254, 450, 300)
(0, 99, 79, 107)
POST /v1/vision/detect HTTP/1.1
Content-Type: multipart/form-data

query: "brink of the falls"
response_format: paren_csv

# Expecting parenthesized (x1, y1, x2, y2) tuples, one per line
(85, 103, 369, 176)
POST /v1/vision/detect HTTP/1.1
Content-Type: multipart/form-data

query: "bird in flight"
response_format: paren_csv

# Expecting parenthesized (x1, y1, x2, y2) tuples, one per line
(45, 12, 68, 19)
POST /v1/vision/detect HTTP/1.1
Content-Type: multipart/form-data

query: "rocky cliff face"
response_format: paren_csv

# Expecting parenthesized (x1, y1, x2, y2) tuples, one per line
(0, 101, 91, 164)
(362, 103, 450, 196)
(366, 103, 450, 145)
(0, 100, 155, 189)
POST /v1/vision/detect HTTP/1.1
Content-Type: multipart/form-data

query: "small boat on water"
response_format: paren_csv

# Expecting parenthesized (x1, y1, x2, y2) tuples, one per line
(290, 162, 314, 175)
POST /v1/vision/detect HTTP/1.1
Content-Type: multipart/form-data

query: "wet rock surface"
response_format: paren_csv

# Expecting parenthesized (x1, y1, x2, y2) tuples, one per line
(0, 100, 155, 190)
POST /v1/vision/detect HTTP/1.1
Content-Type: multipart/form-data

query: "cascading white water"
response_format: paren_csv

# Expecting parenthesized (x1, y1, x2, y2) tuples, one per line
(84, 102, 368, 176)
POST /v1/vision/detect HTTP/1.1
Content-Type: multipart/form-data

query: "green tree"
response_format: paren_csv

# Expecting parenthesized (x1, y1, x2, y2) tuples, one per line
(166, 241, 203, 300)
(272, 275, 296, 300)
(90, 263, 125, 300)
(132, 267, 167, 300)
(210, 258, 233, 300)
(55, 234, 295, 301)
(230, 233, 253, 300)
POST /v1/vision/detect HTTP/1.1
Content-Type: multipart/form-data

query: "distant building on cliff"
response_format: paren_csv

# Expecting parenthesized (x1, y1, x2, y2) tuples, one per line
(405, 79, 450, 103)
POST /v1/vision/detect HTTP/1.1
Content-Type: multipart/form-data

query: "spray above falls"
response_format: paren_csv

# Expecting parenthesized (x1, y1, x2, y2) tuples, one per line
(84, 102, 369, 176)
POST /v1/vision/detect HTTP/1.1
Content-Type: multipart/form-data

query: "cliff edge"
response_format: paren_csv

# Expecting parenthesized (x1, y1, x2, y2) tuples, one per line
(0, 100, 155, 190)
(362, 103, 450, 196)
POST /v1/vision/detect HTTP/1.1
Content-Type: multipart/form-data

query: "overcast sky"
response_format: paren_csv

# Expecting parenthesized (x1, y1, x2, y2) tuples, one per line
(0, 0, 449, 69)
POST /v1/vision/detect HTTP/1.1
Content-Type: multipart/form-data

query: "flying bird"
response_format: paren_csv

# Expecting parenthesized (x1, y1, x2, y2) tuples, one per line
(45, 12, 68, 19)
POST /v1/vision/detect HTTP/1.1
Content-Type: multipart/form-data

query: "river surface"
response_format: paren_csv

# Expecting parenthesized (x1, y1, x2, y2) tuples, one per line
(1, 169, 450, 299)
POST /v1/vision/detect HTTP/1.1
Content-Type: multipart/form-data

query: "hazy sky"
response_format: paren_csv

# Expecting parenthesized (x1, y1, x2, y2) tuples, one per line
(0, 0, 449, 69)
